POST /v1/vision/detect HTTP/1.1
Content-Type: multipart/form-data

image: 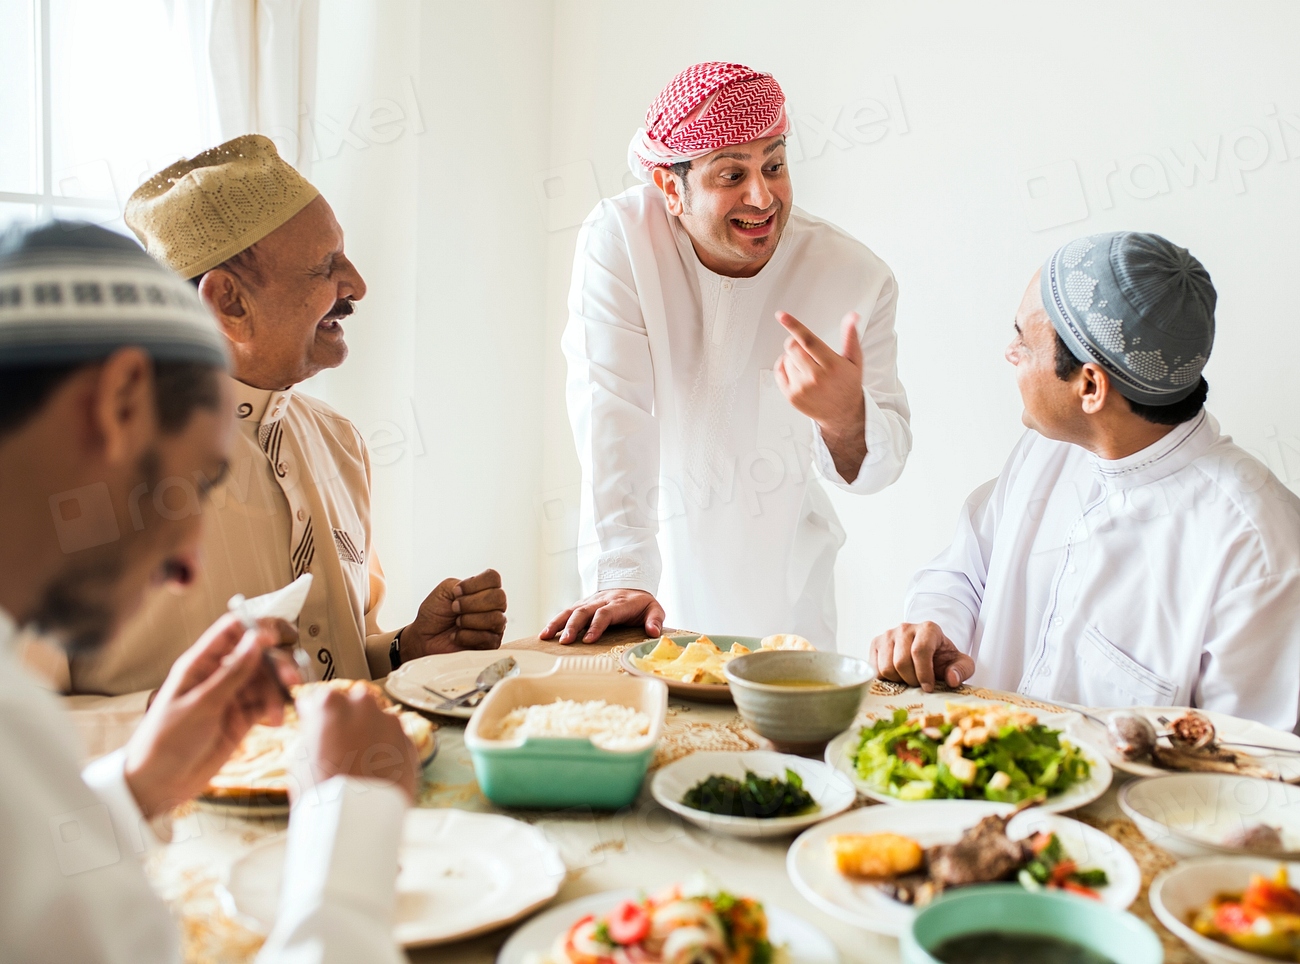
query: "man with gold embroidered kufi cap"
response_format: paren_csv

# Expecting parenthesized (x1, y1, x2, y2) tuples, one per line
(32, 135, 507, 742)
(542, 62, 912, 650)
(0, 219, 415, 961)
(873, 232, 1300, 731)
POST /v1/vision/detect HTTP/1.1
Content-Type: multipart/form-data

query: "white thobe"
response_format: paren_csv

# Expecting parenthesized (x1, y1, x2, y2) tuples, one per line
(904, 412, 1300, 730)
(0, 609, 408, 963)
(564, 185, 911, 648)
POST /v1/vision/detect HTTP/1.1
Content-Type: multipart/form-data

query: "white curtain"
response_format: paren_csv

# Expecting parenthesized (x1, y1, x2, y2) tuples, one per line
(181, 0, 320, 172)
(171, 0, 559, 639)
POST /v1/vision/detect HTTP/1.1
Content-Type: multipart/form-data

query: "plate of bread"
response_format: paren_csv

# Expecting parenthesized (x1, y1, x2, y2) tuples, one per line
(620, 633, 815, 703)
(199, 679, 438, 815)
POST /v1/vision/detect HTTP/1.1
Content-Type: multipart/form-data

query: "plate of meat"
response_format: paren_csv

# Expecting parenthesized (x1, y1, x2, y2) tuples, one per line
(786, 800, 1139, 936)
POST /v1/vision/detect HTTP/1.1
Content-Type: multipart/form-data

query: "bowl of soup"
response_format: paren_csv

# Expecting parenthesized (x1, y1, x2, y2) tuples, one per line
(901, 885, 1162, 964)
(723, 651, 873, 753)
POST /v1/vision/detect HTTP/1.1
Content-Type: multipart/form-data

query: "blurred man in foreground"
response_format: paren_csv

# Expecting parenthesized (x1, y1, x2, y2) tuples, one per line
(543, 62, 911, 649)
(33, 136, 506, 744)
(0, 221, 415, 961)
(873, 232, 1300, 730)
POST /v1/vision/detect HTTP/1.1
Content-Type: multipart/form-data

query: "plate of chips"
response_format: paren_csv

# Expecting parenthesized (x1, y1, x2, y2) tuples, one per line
(620, 633, 815, 703)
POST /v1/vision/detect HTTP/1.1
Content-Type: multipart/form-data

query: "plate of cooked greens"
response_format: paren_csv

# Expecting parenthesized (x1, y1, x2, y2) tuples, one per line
(825, 699, 1111, 814)
(650, 750, 857, 838)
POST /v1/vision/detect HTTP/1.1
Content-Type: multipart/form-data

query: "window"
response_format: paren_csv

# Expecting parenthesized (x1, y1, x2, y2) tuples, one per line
(1, 0, 209, 234)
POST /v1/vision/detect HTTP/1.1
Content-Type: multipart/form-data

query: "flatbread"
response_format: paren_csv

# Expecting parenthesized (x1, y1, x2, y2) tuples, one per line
(203, 680, 436, 803)
(630, 633, 816, 685)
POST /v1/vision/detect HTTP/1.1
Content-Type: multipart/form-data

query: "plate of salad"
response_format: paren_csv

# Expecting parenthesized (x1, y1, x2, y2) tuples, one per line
(825, 701, 1111, 813)
(652, 751, 857, 838)
(497, 876, 841, 964)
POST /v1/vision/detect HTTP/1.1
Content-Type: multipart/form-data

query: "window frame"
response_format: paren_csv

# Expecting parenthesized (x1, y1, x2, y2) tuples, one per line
(0, 0, 117, 219)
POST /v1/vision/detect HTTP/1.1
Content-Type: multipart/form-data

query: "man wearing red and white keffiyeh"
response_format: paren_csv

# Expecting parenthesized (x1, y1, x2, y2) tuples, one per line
(543, 62, 912, 650)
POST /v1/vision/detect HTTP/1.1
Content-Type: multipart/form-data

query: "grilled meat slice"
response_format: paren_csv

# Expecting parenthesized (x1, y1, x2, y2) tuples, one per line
(927, 815, 1031, 888)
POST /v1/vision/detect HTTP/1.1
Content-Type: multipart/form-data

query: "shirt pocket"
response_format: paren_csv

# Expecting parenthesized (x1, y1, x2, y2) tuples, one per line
(1078, 624, 1178, 708)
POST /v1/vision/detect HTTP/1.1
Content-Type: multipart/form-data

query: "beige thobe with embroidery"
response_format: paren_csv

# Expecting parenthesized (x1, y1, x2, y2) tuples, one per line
(25, 378, 399, 756)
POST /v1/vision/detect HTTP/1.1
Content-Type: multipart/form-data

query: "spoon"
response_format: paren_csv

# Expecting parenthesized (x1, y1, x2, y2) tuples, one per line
(431, 656, 518, 711)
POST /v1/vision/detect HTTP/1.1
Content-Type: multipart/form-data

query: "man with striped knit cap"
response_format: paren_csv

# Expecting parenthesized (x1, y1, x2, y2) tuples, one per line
(543, 62, 912, 649)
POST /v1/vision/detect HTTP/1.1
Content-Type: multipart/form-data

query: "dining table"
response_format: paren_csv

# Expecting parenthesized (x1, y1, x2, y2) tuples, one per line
(150, 627, 1202, 964)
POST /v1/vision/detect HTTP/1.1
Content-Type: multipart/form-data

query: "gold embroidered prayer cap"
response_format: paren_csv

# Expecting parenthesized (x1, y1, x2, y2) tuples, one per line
(125, 134, 319, 279)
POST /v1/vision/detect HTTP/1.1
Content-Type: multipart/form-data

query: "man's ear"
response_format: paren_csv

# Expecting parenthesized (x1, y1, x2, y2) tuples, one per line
(651, 167, 686, 217)
(1078, 362, 1111, 416)
(197, 269, 253, 345)
(91, 347, 158, 467)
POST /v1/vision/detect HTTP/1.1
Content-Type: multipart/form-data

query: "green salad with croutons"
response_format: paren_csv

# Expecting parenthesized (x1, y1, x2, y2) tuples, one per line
(851, 704, 1091, 803)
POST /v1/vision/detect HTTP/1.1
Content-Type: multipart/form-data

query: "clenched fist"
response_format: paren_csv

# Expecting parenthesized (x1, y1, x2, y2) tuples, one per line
(401, 568, 507, 660)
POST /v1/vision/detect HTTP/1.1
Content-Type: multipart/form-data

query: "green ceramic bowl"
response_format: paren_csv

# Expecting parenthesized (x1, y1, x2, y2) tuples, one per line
(901, 885, 1162, 964)
(724, 651, 872, 754)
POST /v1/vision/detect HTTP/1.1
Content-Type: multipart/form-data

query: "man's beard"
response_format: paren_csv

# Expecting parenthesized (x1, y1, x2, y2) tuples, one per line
(29, 553, 125, 657)
(29, 450, 162, 657)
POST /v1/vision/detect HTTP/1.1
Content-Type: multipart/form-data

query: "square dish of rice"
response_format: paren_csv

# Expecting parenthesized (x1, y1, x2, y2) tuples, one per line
(491, 699, 651, 751)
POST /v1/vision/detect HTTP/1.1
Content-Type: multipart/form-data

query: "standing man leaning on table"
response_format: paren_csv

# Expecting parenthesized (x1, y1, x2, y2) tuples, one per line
(25, 136, 507, 748)
(543, 62, 912, 649)
(0, 221, 415, 962)
(873, 232, 1300, 731)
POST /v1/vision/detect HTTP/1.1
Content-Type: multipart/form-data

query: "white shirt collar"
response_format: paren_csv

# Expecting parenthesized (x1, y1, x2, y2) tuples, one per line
(1091, 410, 1216, 490)
(230, 376, 293, 427)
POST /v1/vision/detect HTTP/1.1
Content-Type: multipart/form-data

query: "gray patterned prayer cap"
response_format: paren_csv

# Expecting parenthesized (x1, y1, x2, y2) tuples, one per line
(0, 220, 227, 369)
(1040, 231, 1215, 405)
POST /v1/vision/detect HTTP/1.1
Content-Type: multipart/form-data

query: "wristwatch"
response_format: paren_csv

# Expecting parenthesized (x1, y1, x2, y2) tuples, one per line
(389, 627, 404, 672)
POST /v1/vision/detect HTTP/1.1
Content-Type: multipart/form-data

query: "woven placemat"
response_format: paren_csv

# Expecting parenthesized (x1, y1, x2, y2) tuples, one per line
(1075, 814, 1195, 963)
(651, 705, 765, 769)
(866, 678, 1071, 716)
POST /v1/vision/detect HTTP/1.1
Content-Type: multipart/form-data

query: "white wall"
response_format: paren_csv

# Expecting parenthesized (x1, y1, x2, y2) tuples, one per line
(321, 0, 1300, 648)
(308, 0, 553, 634)
(535, 0, 1300, 654)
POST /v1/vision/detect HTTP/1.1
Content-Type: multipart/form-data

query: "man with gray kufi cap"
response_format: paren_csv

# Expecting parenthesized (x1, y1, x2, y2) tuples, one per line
(872, 231, 1300, 731)
(0, 220, 414, 961)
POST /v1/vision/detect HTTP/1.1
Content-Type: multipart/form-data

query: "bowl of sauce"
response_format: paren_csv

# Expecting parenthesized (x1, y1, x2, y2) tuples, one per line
(723, 651, 873, 753)
(901, 885, 1161, 964)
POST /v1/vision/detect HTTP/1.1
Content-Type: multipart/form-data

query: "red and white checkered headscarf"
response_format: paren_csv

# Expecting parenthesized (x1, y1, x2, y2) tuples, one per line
(628, 62, 789, 181)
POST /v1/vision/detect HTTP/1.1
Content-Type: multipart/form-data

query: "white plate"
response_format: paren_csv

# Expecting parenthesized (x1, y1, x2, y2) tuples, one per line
(1150, 856, 1300, 964)
(651, 751, 857, 838)
(824, 715, 1112, 814)
(787, 801, 1140, 936)
(1120, 772, 1300, 859)
(1070, 705, 1300, 781)
(497, 889, 840, 964)
(218, 808, 566, 947)
(385, 650, 558, 719)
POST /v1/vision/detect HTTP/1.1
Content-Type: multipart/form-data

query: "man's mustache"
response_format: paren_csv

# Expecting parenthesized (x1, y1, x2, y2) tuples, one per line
(324, 299, 355, 321)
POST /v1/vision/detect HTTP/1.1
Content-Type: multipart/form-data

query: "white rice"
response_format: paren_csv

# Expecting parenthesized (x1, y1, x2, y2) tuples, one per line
(493, 698, 651, 751)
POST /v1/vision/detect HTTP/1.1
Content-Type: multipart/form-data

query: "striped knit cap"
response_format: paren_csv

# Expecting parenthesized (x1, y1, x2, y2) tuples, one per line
(0, 220, 228, 368)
